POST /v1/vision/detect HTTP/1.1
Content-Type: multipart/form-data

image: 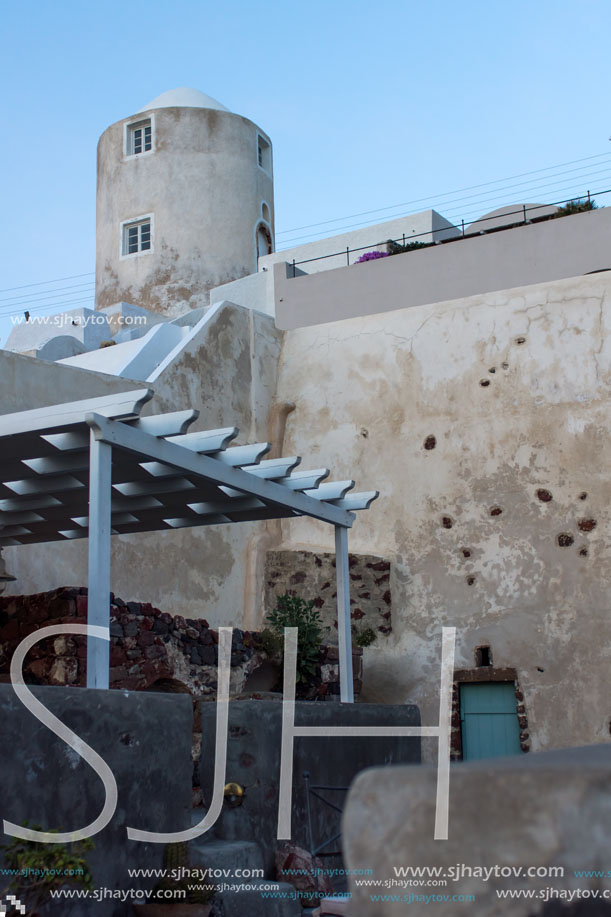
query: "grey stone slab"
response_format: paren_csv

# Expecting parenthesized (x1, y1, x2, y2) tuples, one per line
(342, 744, 611, 917)
(0, 685, 192, 917)
(199, 701, 421, 876)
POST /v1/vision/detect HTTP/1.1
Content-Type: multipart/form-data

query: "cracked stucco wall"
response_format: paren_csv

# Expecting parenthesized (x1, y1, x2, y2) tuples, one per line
(273, 271, 611, 760)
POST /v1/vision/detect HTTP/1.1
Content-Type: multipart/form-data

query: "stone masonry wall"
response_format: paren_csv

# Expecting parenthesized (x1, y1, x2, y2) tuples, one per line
(0, 587, 260, 697)
(265, 551, 392, 643)
(0, 587, 361, 700)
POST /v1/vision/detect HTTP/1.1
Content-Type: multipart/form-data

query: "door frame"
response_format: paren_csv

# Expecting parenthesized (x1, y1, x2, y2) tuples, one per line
(450, 667, 530, 760)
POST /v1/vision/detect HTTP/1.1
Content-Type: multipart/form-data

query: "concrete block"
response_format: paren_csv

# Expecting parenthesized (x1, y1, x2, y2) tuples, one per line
(0, 685, 192, 916)
(200, 700, 420, 876)
(343, 744, 611, 916)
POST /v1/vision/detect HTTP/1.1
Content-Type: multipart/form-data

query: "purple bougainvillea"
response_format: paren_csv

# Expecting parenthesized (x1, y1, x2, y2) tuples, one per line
(356, 250, 390, 263)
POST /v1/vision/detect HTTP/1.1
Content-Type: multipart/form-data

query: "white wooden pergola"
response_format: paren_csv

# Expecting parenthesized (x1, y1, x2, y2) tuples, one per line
(0, 390, 378, 701)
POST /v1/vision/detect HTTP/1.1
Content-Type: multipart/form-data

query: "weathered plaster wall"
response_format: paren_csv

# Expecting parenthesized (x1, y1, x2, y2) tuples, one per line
(200, 701, 420, 877)
(96, 107, 274, 316)
(273, 271, 611, 758)
(3, 304, 284, 630)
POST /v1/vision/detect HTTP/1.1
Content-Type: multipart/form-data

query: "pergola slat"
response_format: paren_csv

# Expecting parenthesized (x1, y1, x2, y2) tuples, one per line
(166, 427, 239, 453)
(0, 390, 153, 439)
(304, 480, 355, 501)
(3, 475, 87, 497)
(22, 454, 91, 475)
(274, 469, 329, 490)
(240, 457, 301, 479)
(331, 491, 380, 511)
(130, 409, 199, 437)
(212, 443, 271, 466)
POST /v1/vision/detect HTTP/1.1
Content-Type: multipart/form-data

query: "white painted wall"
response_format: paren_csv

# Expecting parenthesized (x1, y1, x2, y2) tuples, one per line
(259, 209, 458, 274)
(272, 207, 611, 329)
(5, 307, 110, 355)
(209, 271, 274, 317)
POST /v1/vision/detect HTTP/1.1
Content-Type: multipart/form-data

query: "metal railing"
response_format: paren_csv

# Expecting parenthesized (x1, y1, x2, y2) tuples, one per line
(303, 771, 348, 859)
(287, 188, 610, 277)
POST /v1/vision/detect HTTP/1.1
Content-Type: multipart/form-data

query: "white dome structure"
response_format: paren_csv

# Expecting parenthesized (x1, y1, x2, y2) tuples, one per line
(137, 87, 230, 113)
(95, 89, 274, 317)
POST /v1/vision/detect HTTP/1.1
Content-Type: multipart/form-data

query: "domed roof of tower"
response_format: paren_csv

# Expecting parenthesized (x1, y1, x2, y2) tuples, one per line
(137, 88, 230, 114)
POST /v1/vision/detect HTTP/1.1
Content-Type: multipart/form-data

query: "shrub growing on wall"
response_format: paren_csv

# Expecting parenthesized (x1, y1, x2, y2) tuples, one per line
(387, 238, 430, 255)
(265, 593, 323, 685)
(553, 197, 598, 217)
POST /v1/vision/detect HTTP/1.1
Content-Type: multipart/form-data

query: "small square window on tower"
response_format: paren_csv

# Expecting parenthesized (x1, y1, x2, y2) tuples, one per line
(121, 217, 152, 256)
(257, 134, 271, 173)
(126, 119, 153, 156)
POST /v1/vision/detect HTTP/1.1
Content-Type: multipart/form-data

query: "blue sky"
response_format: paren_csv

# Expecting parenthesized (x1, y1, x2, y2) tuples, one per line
(1, 0, 610, 343)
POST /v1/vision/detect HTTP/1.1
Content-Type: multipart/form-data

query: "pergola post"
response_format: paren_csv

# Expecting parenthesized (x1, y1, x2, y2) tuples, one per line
(87, 432, 112, 689)
(335, 524, 354, 703)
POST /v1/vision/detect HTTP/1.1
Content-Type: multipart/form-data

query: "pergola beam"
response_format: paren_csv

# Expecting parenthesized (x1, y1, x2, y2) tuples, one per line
(86, 414, 356, 529)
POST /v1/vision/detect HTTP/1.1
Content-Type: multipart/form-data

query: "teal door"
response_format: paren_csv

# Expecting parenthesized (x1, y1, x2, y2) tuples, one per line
(460, 683, 522, 760)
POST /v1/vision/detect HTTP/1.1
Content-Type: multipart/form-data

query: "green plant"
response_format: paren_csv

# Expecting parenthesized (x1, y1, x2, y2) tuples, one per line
(387, 238, 429, 255)
(353, 626, 377, 648)
(255, 627, 284, 659)
(153, 842, 215, 905)
(266, 593, 323, 684)
(553, 197, 598, 217)
(0, 827, 94, 915)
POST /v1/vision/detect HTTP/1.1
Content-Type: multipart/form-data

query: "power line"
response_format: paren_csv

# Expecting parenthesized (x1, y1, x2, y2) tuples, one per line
(278, 167, 611, 247)
(0, 282, 95, 308)
(0, 295, 96, 321)
(275, 151, 611, 238)
(430, 173, 611, 224)
(278, 166, 611, 246)
(1, 153, 609, 301)
(440, 180, 611, 224)
(0, 271, 94, 296)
